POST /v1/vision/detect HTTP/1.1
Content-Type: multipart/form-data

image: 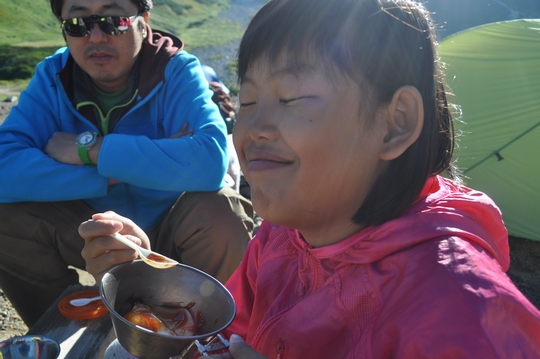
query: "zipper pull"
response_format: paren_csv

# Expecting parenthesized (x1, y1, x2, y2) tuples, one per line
(276, 340, 285, 359)
(304, 247, 310, 266)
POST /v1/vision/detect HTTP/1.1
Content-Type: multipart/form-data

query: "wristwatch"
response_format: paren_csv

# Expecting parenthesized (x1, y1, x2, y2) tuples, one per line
(76, 131, 99, 167)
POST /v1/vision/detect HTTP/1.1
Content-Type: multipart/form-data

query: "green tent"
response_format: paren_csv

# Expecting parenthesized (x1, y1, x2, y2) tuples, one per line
(439, 19, 540, 241)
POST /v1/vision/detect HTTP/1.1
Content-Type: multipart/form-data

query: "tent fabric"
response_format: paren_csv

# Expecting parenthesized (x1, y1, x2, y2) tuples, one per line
(439, 19, 540, 241)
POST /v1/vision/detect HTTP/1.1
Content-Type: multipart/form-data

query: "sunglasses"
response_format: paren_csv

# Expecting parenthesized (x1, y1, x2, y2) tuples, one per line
(61, 14, 140, 37)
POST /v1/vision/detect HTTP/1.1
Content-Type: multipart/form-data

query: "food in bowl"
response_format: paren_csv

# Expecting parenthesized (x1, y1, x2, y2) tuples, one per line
(124, 300, 204, 336)
(101, 261, 236, 359)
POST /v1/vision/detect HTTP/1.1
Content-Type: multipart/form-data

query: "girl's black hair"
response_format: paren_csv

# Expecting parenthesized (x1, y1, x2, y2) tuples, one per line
(238, 0, 457, 227)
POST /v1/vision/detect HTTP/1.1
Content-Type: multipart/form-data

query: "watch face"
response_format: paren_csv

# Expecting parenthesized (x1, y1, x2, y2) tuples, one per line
(79, 133, 94, 145)
(77, 132, 97, 147)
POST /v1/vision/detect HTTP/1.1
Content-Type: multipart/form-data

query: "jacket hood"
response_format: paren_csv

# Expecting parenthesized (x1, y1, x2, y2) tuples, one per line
(138, 26, 183, 97)
(287, 176, 510, 271)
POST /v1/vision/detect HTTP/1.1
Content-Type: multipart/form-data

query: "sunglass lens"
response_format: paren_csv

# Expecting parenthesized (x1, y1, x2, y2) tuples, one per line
(62, 18, 88, 37)
(105, 17, 133, 35)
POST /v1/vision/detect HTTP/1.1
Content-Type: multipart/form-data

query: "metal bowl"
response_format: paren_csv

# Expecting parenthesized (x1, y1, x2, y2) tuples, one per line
(0, 335, 60, 359)
(100, 260, 236, 359)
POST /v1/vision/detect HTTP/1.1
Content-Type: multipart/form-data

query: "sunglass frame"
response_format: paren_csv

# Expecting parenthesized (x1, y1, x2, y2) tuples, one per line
(61, 14, 139, 37)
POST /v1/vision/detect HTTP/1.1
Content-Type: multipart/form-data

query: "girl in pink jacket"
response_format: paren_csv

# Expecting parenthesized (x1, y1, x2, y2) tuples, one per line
(217, 0, 540, 357)
(80, 0, 540, 357)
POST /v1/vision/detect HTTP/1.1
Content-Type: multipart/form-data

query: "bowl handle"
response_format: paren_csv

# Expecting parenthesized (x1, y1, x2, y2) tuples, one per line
(172, 334, 230, 358)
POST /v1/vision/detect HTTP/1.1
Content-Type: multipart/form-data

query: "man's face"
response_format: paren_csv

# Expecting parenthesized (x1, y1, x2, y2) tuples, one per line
(61, 0, 146, 93)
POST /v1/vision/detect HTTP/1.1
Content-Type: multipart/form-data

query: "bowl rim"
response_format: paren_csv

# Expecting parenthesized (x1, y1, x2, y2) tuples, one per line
(99, 260, 236, 340)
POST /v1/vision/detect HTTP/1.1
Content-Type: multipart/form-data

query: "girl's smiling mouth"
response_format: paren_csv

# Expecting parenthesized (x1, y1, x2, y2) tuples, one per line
(245, 150, 294, 171)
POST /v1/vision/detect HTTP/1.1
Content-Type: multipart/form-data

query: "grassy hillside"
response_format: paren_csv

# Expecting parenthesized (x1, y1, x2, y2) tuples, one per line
(0, 0, 63, 47)
(0, 0, 242, 49)
(0, 0, 244, 81)
(1, 0, 539, 46)
(1, 0, 538, 46)
(148, 0, 244, 51)
(0, 0, 538, 82)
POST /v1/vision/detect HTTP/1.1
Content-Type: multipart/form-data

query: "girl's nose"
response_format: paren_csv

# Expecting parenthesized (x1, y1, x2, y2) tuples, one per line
(245, 104, 278, 142)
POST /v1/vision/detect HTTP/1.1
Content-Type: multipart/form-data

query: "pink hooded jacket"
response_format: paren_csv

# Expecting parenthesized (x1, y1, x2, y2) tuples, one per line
(224, 176, 540, 358)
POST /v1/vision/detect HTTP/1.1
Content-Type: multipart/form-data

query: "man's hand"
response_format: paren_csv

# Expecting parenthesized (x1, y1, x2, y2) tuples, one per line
(43, 132, 80, 164)
(44, 131, 102, 165)
(79, 211, 151, 283)
(209, 335, 269, 359)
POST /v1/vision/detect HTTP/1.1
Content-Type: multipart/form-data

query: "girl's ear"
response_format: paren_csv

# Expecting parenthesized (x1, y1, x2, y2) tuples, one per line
(379, 86, 424, 161)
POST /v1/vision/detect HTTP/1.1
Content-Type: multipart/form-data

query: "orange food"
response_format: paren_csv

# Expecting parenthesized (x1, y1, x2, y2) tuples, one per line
(124, 301, 203, 336)
(147, 253, 169, 263)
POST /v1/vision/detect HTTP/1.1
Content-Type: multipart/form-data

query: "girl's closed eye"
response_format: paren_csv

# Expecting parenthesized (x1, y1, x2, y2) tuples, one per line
(239, 82, 257, 107)
(240, 96, 315, 107)
(240, 101, 256, 107)
(280, 96, 314, 105)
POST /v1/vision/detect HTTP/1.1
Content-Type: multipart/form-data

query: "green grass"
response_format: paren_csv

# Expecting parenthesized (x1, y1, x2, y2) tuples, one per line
(181, 18, 244, 51)
(0, 0, 241, 80)
(0, 0, 234, 47)
(0, 0, 63, 46)
(146, 0, 241, 50)
(0, 45, 60, 80)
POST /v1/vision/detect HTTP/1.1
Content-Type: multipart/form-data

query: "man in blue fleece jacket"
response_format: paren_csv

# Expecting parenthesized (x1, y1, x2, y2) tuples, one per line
(0, 0, 253, 327)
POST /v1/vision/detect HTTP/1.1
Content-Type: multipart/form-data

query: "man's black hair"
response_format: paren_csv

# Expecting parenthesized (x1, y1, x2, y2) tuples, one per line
(50, 0, 153, 18)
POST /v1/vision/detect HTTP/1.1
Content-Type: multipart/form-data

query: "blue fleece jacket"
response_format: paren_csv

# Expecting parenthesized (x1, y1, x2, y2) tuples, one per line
(0, 30, 228, 230)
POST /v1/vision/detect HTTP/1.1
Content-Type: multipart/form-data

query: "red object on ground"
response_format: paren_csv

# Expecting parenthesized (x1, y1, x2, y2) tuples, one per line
(58, 289, 109, 320)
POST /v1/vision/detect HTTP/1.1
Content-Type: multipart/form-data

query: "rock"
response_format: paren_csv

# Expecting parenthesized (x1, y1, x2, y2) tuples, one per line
(0, 103, 14, 125)
(3, 96, 18, 103)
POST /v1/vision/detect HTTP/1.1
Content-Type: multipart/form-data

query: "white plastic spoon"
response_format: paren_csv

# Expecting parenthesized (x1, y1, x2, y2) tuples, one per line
(69, 296, 102, 307)
(110, 232, 178, 269)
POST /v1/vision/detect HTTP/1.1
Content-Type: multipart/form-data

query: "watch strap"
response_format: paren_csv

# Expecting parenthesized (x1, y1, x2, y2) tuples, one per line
(78, 145, 96, 167)
(76, 131, 99, 167)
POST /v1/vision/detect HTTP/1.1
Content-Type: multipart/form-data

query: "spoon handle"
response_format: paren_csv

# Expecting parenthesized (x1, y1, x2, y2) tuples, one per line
(110, 232, 178, 269)
(110, 232, 148, 255)
(70, 296, 102, 307)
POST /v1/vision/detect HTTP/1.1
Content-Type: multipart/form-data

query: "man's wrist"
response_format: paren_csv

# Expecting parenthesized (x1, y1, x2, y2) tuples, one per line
(76, 131, 99, 167)
(87, 136, 103, 166)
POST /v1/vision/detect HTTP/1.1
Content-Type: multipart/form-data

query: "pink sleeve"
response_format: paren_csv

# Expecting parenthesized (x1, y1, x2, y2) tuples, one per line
(370, 237, 540, 358)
